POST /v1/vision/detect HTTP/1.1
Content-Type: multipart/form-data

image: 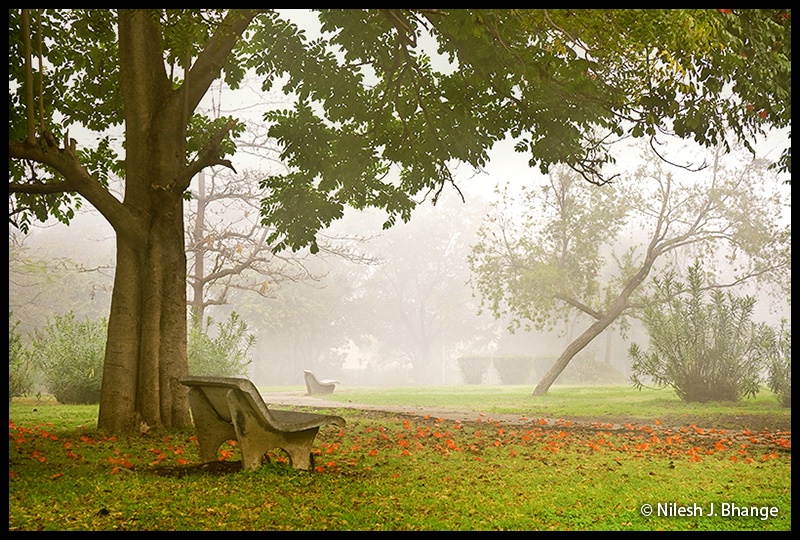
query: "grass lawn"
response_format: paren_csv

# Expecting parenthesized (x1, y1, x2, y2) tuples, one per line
(8, 386, 791, 531)
(314, 384, 791, 431)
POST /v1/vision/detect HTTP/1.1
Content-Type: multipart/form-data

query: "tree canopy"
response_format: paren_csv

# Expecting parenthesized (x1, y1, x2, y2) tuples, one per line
(10, 9, 791, 248)
(7, 9, 791, 433)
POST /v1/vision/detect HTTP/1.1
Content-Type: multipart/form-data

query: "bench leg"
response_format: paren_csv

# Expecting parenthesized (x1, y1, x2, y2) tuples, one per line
(187, 387, 237, 464)
(227, 392, 320, 471)
(275, 428, 320, 471)
(317, 384, 335, 395)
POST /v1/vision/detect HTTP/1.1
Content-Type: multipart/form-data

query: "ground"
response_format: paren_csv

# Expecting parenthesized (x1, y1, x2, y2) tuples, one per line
(263, 392, 791, 440)
(146, 392, 789, 477)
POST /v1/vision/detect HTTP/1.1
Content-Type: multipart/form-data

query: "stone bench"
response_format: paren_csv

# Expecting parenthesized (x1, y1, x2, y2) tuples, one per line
(303, 370, 339, 396)
(180, 376, 345, 471)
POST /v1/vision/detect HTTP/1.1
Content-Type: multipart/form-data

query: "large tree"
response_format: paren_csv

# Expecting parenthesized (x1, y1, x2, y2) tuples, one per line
(469, 144, 789, 395)
(9, 9, 791, 433)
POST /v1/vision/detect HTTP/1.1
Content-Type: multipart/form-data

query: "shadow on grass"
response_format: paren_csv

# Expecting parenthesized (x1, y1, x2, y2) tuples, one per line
(144, 459, 374, 479)
(146, 460, 245, 478)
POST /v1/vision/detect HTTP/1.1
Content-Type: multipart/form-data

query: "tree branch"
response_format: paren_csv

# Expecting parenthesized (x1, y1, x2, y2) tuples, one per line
(183, 9, 262, 115)
(555, 293, 604, 320)
(8, 139, 138, 237)
(174, 118, 239, 192)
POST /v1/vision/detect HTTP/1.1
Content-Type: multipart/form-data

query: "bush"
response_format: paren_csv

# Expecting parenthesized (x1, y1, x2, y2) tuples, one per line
(188, 311, 255, 377)
(764, 321, 791, 408)
(629, 262, 769, 403)
(456, 355, 492, 384)
(493, 356, 535, 384)
(9, 313, 35, 400)
(30, 312, 106, 404)
(560, 356, 627, 385)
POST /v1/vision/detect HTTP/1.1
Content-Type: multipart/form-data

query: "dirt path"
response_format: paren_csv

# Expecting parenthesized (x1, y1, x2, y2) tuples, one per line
(263, 391, 532, 424)
(262, 391, 791, 451)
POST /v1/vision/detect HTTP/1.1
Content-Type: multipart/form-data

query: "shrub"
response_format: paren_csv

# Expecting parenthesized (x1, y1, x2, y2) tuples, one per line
(493, 356, 535, 384)
(560, 357, 627, 385)
(9, 313, 35, 400)
(30, 312, 106, 404)
(629, 262, 769, 403)
(764, 321, 791, 408)
(456, 355, 492, 384)
(188, 311, 255, 377)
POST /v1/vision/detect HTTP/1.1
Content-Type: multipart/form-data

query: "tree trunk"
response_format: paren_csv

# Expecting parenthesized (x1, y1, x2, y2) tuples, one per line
(532, 315, 616, 396)
(97, 204, 191, 433)
(97, 10, 193, 433)
(189, 170, 207, 331)
(10, 10, 256, 435)
(532, 250, 657, 396)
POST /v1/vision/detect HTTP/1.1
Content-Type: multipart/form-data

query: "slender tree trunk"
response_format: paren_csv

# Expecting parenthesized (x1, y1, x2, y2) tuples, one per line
(532, 313, 617, 396)
(532, 250, 658, 396)
(189, 169, 207, 332)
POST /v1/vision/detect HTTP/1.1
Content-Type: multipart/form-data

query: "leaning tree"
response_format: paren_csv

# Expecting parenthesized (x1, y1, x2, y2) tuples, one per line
(9, 9, 791, 433)
(469, 145, 790, 395)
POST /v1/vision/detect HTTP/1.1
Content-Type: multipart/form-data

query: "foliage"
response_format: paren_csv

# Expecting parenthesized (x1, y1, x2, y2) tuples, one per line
(469, 146, 789, 395)
(764, 320, 791, 408)
(629, 262, 772, 403)
(9, 9, 791, 245)
(470, 165, 634, 334)
(456, 355, 492, 385)
(187, 311, 255, 377)
(9, 313, 35, 400)
(29, 312, 106, 404)
(9, 395, 791, 531)
(492, 356, 536, 385)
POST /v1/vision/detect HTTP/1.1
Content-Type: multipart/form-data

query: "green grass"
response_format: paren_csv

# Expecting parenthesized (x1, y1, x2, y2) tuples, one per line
(319, 384, 791, 431)
(9, 387, 791, 531)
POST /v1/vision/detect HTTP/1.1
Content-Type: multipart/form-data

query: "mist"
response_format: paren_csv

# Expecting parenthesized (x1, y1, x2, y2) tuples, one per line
(10, 127, 790, 393)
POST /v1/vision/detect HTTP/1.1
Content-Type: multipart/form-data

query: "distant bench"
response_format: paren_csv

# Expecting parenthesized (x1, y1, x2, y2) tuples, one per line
(303, 370, 339, 395)
(180, 376, 345, 471)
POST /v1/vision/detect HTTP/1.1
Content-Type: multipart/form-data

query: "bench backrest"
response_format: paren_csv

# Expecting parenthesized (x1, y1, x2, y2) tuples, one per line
(181, 376, 276, 425)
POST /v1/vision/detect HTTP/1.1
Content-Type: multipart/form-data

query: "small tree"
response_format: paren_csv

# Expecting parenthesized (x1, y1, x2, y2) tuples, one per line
(629, 262, 770, 402)
(764, 320, 791, 408)
(188, 311, 255, 377)
(30, 312, 106, 404)
(9, 313, 35, 400)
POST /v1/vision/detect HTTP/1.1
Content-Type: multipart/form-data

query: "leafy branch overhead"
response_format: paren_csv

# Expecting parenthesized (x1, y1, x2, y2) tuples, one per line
(9, 9, 791, 251)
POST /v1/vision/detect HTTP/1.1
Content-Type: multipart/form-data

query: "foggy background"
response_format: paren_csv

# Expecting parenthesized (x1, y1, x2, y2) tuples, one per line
(9, 131, 790, 390)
